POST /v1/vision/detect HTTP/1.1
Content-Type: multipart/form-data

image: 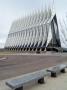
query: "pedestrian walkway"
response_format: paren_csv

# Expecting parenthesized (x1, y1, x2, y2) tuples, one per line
(0, 69, 67, 90)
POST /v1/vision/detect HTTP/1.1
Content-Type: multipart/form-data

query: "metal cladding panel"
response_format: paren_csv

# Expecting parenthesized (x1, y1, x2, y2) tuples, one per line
(27, 30, 30, 47)
(46, 24, 52, 47)
(38, 25, 43, 47)
(21, 31, 24, 46)
(22, 30, 24, 46)
(24, 30, 27, 47)
(42, 25, 47, 46)
(25, 30, 28, 47)
(34, 27, 39, 47)
(30, 28, 35, 47)
(29, 29, 33, 47)
(28, 29, 32, 47)
(5, 8, 61, 50)
(51, 15, 61, 47)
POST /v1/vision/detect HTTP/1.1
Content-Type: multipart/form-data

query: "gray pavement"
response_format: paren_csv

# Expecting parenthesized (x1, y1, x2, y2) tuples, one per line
(0, 53, 67, 80)
(0, 69, 67, 90)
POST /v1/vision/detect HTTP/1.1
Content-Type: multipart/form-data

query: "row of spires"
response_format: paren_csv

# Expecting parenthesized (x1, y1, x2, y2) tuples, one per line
(10, 6, 53, 33)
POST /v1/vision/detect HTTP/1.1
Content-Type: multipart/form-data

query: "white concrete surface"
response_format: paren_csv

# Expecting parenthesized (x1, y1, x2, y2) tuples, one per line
(0, 52, 67, 56)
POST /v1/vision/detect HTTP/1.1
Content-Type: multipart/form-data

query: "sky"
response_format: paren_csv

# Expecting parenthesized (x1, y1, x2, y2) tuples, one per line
(0, 0, 67, 48)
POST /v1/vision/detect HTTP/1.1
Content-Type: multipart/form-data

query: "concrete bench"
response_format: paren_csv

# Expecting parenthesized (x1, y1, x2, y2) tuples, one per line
(47, 64, 67, 77)
(6, 69, 48, 90)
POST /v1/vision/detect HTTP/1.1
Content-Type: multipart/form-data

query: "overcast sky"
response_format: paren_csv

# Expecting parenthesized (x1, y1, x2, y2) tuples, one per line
(0, 0, 67, 48)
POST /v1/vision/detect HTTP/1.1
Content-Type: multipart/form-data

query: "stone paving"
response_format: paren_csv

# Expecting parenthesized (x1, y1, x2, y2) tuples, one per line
(0, 69, 67, 90)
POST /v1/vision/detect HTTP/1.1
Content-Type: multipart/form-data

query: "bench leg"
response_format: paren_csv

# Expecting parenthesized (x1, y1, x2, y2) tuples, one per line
(15, 87, 23, 90)
(51, 72, 57, 77)
(38, 77, 45, 84)
(61, 69, 65, 73)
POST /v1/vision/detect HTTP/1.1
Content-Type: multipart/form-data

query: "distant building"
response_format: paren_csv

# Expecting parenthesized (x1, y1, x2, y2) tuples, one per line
(5, 8, 61, 51)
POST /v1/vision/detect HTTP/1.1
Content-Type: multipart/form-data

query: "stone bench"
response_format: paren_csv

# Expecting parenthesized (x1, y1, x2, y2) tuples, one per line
(47, 64, 67, 77)
(6, 69, 48, 90)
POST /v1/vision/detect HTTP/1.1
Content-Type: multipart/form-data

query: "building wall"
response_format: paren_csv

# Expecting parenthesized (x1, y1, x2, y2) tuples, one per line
(5, 8, 61, 51)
